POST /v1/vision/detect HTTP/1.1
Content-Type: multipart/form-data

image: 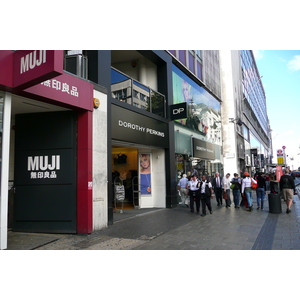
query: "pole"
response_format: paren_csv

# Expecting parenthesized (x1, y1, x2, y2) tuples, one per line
(0, 92, 11, 250)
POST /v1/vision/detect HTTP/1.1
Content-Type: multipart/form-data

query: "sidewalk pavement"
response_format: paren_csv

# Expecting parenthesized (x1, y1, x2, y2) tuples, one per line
(6, 192, 300, 250)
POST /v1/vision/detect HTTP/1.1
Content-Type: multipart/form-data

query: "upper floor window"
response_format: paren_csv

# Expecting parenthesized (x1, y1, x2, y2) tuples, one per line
(64, 50, 88, 79)
(168, 50, 203, 81)
(111, 68, 166, 117)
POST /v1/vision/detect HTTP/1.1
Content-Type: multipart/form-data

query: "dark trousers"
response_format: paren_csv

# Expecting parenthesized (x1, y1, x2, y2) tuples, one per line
(225, 189, 231, 207)
(189, 191, 200, 213)
(215, 187, 223, 205)
(201, 194, 212, 214)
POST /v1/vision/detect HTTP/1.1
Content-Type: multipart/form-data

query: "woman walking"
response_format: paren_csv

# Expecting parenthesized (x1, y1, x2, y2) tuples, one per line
(256, 172, 266, 210)
(241, 172, 257, 211)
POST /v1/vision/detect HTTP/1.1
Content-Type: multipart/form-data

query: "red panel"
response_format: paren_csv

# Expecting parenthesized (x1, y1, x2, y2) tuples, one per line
(0, 50, 14, 89)
(24, 71, 94, 111)
(13, 50, 63, 89)
(77, 111, 93, 233)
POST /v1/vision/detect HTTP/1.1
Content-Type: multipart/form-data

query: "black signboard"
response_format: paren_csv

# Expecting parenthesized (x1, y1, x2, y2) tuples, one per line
(111, 105, 169, 148)
(14, 111, 77, 233)
(170, 102, 188, 121)
(193, 138, 216, 160)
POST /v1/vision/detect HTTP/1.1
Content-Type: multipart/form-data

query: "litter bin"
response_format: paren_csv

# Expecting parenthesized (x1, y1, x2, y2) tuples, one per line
(268, 193, 282, 213)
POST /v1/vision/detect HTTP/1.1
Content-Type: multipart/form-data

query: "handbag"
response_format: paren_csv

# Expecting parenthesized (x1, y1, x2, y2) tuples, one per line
(223, 191, 228, 200)
(251, 179, 257, 189)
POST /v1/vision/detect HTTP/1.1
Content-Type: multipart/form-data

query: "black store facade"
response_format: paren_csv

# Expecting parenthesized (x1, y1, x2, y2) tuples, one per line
(110, 104, 172, 217)
(87, 50, 177, 224)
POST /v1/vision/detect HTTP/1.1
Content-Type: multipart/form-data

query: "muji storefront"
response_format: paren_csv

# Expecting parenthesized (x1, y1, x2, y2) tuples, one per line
(0, 50, 102, 249)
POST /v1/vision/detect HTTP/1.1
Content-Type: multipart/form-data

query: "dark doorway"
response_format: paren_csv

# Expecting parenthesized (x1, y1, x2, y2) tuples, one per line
(13, 111, 77, 233)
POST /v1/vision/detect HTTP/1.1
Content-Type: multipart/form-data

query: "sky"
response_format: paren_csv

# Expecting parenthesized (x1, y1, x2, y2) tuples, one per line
(254, 50, 300, 169)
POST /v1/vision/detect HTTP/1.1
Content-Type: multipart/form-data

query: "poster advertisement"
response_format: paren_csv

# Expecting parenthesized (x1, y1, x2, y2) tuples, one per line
(140, 153, 151, 195)
(172, 65, 221, 144)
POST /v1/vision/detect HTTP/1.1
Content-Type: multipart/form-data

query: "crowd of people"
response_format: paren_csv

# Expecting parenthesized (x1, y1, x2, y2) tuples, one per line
(177, 169, 297, 216)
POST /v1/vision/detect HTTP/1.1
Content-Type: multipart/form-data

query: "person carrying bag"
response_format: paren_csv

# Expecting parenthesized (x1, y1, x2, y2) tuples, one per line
(231, 173, 241, 208)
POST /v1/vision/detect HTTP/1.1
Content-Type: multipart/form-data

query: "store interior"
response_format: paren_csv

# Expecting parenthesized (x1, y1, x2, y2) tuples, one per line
(112, 146, 139, 210)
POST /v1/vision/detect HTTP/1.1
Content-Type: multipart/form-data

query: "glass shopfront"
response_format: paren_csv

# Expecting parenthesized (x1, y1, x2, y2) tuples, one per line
(172, 64, 223, 184)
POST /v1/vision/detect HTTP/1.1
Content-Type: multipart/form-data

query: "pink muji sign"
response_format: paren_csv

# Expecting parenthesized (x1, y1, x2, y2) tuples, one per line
(24, 71, 94, 111)
(13, 50, 63, 89)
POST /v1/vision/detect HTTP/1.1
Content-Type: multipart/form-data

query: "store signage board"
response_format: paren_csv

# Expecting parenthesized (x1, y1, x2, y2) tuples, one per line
(23, 71, 94, 111)
(192, 138, 216, 160)
(111, 105, 169, 148)
(170, 102, 187, 121)
(277, 157, 284, 165)
(13, 50, 63, 90)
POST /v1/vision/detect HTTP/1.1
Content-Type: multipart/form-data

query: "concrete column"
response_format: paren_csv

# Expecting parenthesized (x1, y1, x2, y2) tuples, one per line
(0, 92, 11, 250)
(219, 50, 238, 175)
(138, 57, 147, 85)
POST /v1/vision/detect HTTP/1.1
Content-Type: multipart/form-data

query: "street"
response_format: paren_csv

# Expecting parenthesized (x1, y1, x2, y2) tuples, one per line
(8, 190, 299, 250)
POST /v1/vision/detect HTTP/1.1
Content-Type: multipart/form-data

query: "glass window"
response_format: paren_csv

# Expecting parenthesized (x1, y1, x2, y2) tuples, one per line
(133, 90, 139, 99)
(196, 60, 202, 80)
(178, 50, 186, 66)
(172, 64, 221, 145)
(111, 68, 165, 117)
(188, 51, 195, 74)
(195, 50, 202, 59)
(168, 50, 176, 56)
(64, 50, 88, 79)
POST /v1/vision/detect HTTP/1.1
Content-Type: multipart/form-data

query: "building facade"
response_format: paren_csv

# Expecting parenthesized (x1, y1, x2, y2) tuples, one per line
(0, 50, 107, 249)
(167, 50, 223, 182)
(0, 50, 271, 250)
(219, 50, 272, 176)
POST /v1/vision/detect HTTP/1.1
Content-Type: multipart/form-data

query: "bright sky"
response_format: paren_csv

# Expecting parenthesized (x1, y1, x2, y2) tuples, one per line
(254, 50, 300, 169)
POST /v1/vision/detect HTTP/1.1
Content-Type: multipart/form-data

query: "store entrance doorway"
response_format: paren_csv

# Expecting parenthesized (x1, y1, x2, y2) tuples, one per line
(13, 111, 77, 233)
(112, 146, 138, 211)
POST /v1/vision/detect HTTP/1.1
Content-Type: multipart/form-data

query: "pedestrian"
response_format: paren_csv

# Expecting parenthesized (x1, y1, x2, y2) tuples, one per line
(269, 174, 278, 194)
(222, 173, 232, 208)
(187, 174, 201, 214)
(256, 172, 266, 210)
(239, 174, 247, 207)
(241, 172, 257, 211)
(177, 174, 189, 207)
(199, 175, 213, 216)
(212, 172, 223, 206)
(279, 168, 296, 214)
(265, 173, 270, 191)
(230, 173, 241, 208)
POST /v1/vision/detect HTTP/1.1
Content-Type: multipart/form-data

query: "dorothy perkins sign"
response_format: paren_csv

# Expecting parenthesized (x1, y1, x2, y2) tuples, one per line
(111, 105, 168, 148)
(118, 120, 165, 137)
(193, 138, 216, 160)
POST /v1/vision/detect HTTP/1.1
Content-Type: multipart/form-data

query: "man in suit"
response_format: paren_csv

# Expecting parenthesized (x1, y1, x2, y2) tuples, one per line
(212, 172, 223, 206)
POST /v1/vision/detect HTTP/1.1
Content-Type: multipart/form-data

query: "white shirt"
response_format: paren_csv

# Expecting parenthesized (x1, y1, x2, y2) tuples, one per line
(188, 179, 199, 191)
(222, 176, 231, 190)
(199, 180, 212, 193)
(241, 177, 257, 193)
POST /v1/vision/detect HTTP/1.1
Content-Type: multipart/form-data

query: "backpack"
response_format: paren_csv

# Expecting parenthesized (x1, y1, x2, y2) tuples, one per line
(232, 178, 241, 190)
(282, 177, 291, 189)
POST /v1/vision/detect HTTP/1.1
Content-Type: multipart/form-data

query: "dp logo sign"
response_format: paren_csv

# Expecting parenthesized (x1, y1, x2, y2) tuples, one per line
(170, 102, 187, 121)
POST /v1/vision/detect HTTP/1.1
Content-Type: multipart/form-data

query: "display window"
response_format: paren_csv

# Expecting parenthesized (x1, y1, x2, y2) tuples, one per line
(139, 153, 151, 195)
